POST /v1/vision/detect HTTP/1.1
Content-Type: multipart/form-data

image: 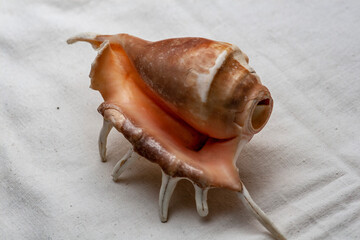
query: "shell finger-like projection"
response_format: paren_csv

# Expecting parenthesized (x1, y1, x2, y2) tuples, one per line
(67, 33, 285, 240)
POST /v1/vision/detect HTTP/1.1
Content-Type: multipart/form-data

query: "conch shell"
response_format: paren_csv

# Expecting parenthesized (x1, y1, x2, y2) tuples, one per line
(67, 33, 285, 240)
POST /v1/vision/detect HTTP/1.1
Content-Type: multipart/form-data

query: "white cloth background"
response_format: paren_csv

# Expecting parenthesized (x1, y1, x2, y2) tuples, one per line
(1, 1, 359, 239)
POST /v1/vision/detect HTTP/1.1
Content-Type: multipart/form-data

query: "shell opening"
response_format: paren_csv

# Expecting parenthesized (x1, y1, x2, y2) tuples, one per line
(250, 98, 272, 133)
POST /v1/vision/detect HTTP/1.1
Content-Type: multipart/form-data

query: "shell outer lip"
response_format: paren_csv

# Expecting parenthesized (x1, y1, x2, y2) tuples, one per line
(98, 103, 213, 187)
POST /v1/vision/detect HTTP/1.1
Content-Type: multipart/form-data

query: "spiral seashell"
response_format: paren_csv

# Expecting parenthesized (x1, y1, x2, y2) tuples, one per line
(67, 33, 285, 240)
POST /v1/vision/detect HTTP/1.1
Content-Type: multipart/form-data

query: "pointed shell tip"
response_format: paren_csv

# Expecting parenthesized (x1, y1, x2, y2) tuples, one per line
(66, 37, 76, 44)
(66, 32, 100, 45)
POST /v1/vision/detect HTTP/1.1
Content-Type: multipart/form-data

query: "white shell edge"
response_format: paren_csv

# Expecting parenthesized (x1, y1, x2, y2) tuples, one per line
(238, 184, 286, 240)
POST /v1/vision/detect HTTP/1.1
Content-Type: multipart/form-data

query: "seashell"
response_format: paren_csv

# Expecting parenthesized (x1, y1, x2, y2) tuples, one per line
(67, 33, 285, 240)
